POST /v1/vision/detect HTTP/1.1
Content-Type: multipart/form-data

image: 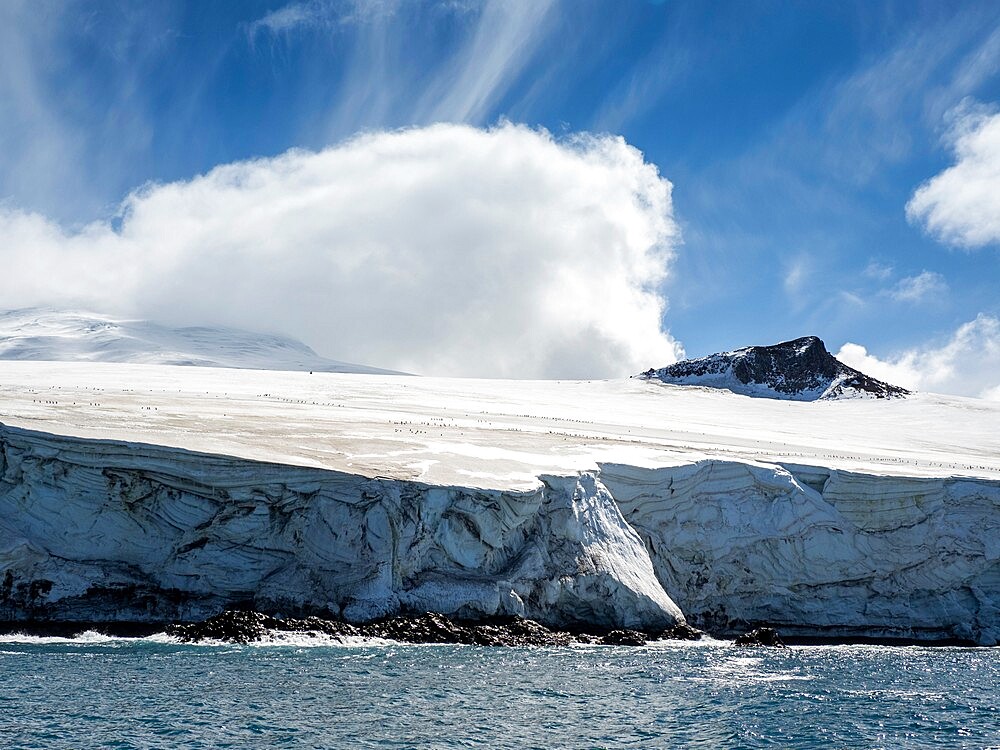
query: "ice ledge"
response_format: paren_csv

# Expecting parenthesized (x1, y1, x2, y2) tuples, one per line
(1, 424, 998, 644)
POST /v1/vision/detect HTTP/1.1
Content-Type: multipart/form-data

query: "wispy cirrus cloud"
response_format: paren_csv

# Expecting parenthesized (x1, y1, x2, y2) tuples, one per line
(886, 270, 948, 303)
(592, 29, 690, 134)
(247, 0, 402, 40)
(782, 254, 814, 310)
(863, 261, 895, 281)
(0, 2, 204, 224)
(247, 0, 558, 132)
(248, 2, 319, 36)
(415, 0, 558, 123)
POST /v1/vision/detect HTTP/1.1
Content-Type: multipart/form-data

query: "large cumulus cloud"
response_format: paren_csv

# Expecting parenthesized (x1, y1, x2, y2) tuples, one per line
(0, 123, 683, 378)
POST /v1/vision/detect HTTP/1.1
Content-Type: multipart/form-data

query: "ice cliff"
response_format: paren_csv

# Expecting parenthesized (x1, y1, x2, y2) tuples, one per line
(603, 461, 1000, 645)
(2, 423, 997, 644)
(0, 425, 682, 631)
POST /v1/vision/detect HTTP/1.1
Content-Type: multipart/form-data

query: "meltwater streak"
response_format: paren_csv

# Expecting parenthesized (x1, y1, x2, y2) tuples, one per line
(1, 635, 998, 749)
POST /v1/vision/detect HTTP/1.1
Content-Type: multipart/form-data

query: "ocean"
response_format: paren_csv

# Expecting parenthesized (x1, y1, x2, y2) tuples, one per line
(1, 633, 997, 749)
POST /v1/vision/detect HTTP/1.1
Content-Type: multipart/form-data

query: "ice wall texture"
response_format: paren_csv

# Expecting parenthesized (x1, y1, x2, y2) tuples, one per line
(0, 426, 682, 631)
(605, 461, 1000, 644)
(2, 424, 997, 643)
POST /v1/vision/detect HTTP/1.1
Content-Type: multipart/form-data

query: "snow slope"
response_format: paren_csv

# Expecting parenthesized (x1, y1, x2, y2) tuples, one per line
(0, 308, 399, 374)
(0, 361, 998, 641)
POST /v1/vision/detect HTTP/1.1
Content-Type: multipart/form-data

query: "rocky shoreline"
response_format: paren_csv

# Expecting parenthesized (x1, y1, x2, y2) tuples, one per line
(164, 610, 706, 647)
(0, 611, 985, 647)
(0, 610, 703, 646)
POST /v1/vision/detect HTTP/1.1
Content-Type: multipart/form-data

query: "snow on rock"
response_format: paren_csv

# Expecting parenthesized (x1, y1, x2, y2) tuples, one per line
(639, 335, 909, 401)
(0, 308, 399, 374)
(0, 425, 683, 631)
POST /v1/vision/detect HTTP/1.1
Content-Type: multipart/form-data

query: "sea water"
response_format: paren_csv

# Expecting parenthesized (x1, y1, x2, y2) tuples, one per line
(1, 633, 997, 749)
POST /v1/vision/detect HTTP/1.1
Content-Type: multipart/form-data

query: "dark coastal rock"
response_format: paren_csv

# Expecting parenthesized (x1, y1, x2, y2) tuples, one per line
(639, 335, 909, 401)
(656, 622, 704, 641)
(166, 610, 281, 643)
(167, 610, 581, 647)
(464, 617, 575, 647)
(734, 627, 786, 647)
(374, 612, 467, 644)
(601, 629, 648, 646)
(272, 615, 360, 638)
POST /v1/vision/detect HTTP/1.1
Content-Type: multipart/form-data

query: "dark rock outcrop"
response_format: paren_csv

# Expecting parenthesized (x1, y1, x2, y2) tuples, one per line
(656, 622, 704, 641)
(601, 629, 648, 646)
(167, 610, 581, 647)
(167, 610, 282, 643)
(734, 627, 786, 647)
(639, 336, 909, 401)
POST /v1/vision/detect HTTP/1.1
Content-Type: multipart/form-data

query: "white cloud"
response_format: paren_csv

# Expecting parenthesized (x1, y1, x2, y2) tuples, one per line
(413, 0, 558, 124)
(247, 0, 399, 39)
(784, 263, 807, 294)
(249, 3, 319, 36)
(838, 290, 866, 308)
(907, 102, 1000, 248)
(782, 255, 812, 309)
(0, 122, 682, 379)
(863, 260, 894, 281)
(837, 314, 1000, 399)
(248, 0, 556, 132)
(887, 270, 948, 303)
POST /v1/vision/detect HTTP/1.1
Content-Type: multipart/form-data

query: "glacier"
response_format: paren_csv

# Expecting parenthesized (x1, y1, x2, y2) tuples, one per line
(0, 308, 400, 375)
(0, 361, 998, 643)
(0, 425, 682, 631)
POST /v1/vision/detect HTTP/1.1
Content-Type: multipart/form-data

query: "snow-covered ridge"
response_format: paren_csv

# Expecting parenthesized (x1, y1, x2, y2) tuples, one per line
(639, 335, 909, 401)
(0, 308, 399, 375)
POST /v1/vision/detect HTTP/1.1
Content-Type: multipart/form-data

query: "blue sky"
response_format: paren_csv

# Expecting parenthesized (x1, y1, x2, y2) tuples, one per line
(2, 0, 999, 391)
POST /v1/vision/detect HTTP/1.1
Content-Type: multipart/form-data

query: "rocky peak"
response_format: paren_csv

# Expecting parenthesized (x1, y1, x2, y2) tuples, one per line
(639, 335, 910, 401)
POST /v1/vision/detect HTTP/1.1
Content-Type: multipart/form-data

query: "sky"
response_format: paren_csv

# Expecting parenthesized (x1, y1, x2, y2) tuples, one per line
(1, 0, 999, 393)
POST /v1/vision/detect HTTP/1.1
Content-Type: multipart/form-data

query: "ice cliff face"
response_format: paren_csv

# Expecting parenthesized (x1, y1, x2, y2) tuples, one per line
(0, 425, 682, 631)
(2, 422, 997, 643)
(640, 335, 909, 400)
(604, 461, 1000, 644)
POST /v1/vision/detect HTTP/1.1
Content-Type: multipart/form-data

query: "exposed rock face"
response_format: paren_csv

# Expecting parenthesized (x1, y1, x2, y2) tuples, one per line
(0, 425, 683, 632)
(600, 629, 647, 646)
(639, 335, 909, 401)
(734, 627, 785, 647)
(657, 622, 703, 641)
(168, 610, 282, 643)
